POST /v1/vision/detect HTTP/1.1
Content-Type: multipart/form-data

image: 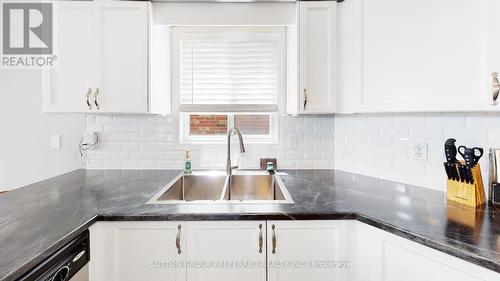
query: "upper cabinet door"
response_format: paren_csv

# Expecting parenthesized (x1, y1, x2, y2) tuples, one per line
(42, 1, 96, 113)
(486, 0, 500, 110)
(339, 0, 491, 113)
(93, 1, 148, 113)
(298, 1, 337, 114)
(267, 220, 351, 281)
(186, 221, 267, 281)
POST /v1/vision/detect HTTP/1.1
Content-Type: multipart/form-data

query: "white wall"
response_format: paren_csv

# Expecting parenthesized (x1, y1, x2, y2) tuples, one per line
(0, 70, 85, 191)
(86, 114, 335, 170)
(335, 113, 500, 191)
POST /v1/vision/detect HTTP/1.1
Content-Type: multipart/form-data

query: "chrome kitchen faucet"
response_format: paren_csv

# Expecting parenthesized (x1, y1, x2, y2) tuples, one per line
(226, 128, 246, 176)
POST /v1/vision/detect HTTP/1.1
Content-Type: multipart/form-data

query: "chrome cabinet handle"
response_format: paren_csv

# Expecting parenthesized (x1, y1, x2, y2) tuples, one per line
(271, 224, 277, 254)
(258, 224, 263, 253)
(85, 88, 92, 110)
(303, 89, 308, 110)
(176, 224, 181, 254)
(492, 72, 500, 106)
(93, 88, 100, 110)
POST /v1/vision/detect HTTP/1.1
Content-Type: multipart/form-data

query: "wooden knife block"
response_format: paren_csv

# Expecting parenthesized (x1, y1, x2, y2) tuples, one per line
(447, 163, 485, 207)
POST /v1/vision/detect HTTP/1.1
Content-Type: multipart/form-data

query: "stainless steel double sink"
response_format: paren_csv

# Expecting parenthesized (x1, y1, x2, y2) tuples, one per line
(148, 170, 293, 204)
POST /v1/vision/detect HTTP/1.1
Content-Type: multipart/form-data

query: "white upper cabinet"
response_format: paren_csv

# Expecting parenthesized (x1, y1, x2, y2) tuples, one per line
(42, 1, 97, 112)
(338, 0, 500, 113)
(43, 0, 148, 113)
(297, 1, 337, 114)
(94, 1, 148, 113)
(486, 0, 500, 109)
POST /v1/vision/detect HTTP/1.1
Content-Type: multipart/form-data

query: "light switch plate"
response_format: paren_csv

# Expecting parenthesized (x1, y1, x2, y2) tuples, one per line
(50, 134, 61, 149)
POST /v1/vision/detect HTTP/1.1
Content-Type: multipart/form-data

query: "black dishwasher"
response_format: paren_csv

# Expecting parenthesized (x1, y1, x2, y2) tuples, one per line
(17, 230, 89, 281)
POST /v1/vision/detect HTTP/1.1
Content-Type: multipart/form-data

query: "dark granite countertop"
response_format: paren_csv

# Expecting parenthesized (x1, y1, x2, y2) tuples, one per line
(1, 169, 499, 280)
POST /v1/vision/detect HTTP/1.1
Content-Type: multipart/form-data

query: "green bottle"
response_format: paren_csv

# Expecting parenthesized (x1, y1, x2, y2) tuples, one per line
(184, 149, 192, 174)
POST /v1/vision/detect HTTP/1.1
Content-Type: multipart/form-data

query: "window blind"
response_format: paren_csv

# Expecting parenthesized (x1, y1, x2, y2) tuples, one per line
(179, 31, 281, 108)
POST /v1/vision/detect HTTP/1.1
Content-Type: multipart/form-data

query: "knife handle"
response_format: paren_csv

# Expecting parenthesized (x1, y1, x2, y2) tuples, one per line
(463, 165, 472, 184)
(458, 165, 464, 182)
(468, 167, 474, 184)
(464, 147, 477, 169)
(448, 163, 458, 180)
(444, 162, 452, 180)
(452, 163, 461, 181)
(444, 138, 458, 163)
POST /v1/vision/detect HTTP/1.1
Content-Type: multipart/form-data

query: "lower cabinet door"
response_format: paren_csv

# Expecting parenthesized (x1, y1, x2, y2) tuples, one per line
(267, 220, 350, 281)
(353, 222, 500, 281)
(90, 222, 186, 281)
(186, 221, 267, 281)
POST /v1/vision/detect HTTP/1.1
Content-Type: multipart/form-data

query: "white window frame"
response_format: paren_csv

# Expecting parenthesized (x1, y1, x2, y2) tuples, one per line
(171, 26, 286, 144)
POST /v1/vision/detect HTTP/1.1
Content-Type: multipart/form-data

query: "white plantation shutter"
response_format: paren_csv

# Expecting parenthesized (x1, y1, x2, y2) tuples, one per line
(179, 29, 282, 111)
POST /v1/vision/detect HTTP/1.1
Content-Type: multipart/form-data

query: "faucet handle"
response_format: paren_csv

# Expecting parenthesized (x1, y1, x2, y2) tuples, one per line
(266, 162, 275, 175)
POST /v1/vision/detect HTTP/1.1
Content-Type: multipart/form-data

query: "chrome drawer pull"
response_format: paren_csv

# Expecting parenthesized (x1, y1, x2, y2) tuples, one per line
(271, 224, 277, 254)
(85, 88, 92, 110)
(93, 88, 100, 110)
(258, 224, 263, 253)
(303, 89, 308, 110)
(176, 224, 181, 254)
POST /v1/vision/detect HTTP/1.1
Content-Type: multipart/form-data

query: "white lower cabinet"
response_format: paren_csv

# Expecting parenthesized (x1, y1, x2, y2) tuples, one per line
(89, 222, 186, 281)
(267, 220, 351, 281)
(352, 222, 500, 281)
(90, 220, 500, 281)
(186, 221, 266, 281)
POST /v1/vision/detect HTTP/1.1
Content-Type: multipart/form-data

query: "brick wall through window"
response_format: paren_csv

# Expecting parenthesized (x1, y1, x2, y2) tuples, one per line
(190, 115, 228, 135)
(189, 114, 271, 136)
(235, 115, 270, 135)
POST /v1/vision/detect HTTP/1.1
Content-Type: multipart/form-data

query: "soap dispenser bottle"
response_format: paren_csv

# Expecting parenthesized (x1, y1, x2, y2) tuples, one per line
(184, 149, 192, 174)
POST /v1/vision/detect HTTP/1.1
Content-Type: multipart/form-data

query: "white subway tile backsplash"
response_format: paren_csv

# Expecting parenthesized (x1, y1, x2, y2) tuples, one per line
(121, 143, 139, 150)
(380, 126, 410, 138)
(90, 112, 500, 192)
(336, 113, 500, 191)
(313, 160, 331, 169)
(394, 116, 426, 127)
(304, 151, 322, 160)
(86, 123, 102, 133)
(313, 142, 332, 150)
(87, 114, 335, 170)
(426, 114, 466, 127)
(296, 160, 314, 169)
(121, 124, 139, 133)
(287, 151, 304, 160)
(409, 126, 443, 140)
(113, 116, 131, 124)
(103, 160, 121, 169)
(96, 115, 112, 124)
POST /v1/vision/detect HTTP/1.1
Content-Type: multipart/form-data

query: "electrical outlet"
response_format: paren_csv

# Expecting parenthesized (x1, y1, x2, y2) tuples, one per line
(411, 141, 428, 161)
